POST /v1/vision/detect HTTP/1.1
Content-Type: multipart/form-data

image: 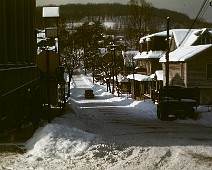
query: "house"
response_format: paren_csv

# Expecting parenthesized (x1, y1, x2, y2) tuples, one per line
(127, 73, 152, 99)
(128, 31, 169, 99)
(136, 31, 168, 75)
(160, 28, 212, 105)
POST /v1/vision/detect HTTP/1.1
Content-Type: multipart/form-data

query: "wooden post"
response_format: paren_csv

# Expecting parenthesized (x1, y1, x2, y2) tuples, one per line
(166, 17, 170, 87)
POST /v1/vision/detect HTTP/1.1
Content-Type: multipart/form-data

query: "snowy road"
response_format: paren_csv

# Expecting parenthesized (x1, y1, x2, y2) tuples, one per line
(0, 73, 212, 170)
(70, 74, 212, 145)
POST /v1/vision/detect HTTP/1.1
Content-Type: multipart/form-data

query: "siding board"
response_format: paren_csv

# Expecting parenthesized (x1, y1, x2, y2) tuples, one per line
(187, 49, 212, 88)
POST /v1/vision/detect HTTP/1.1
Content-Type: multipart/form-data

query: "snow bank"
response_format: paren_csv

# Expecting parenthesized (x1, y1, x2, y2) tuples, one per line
(173, 106, 212, 127)
(25, 123, 96, 159)
(199, 112, 212, 127)
(1, 73, 212, 170)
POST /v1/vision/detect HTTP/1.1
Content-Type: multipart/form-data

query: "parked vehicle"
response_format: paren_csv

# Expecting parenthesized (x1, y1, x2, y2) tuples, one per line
(157, 86, 200, 120)
(84, 89, 94, 99)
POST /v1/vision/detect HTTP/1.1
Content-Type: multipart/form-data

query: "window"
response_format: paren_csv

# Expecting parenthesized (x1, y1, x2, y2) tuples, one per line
(200, 35, 212, 45)
(207, 64, 212, 79)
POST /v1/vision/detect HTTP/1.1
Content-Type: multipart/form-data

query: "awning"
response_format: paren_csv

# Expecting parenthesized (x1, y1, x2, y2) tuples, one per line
(127, 74, 152, 81)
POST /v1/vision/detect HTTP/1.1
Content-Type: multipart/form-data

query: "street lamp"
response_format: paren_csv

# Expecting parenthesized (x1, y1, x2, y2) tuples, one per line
(42, 7, 60, 122)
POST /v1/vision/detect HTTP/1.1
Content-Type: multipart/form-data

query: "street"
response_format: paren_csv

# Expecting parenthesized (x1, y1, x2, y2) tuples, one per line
(0, 73, 212, 170)
(69, 74, 212, 146)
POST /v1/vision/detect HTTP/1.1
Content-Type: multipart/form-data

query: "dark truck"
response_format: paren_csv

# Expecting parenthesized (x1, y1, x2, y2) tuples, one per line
(157, 86, 200, 120)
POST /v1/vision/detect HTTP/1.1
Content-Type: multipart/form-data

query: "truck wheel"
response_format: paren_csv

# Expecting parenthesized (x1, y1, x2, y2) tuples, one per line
(157, 105, 161, 119)
(157, 105, 168, 121)
(160, 111, 168, 121)
(188, 108, 198, 120)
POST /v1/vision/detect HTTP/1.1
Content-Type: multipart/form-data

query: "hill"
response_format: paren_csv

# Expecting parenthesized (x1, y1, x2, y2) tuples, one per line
(36, 3, 212, 32)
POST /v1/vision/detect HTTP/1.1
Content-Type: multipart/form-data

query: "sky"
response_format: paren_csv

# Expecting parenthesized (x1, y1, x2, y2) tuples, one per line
(36, 0, 212, 23)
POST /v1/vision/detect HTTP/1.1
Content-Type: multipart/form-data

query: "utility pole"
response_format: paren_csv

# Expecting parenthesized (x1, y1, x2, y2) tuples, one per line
(165, 17, 170, 87)
(110, 44, 119, 95)
(111, 47, 115, 94)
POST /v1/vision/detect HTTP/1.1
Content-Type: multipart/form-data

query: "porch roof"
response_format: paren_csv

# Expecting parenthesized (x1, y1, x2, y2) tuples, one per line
(134, 51, 164, 60)
(127, 74, 152, 82)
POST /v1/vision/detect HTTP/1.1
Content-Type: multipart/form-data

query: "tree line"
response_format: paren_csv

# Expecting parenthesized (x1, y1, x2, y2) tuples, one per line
(36, 1, 212, 49)
(36, 2, 212, 29)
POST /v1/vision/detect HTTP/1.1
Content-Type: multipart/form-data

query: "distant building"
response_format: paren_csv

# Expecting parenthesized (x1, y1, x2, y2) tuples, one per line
(129, 31, 169, 99)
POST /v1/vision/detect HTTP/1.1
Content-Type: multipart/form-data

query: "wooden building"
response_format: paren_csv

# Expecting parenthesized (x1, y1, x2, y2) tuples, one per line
(160, 28, 212, 104)
(0, 0, 37, 95)
(130, 31, 168, 99)
(0, 0, 39, 131)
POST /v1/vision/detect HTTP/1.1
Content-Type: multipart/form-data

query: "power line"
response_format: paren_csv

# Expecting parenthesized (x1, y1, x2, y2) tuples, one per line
(198, 1, 210, 20)
(178, 0, 209, 47)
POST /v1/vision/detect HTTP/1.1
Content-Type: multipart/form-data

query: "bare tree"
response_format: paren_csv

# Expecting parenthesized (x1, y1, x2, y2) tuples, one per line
(126, 0, 153, 49)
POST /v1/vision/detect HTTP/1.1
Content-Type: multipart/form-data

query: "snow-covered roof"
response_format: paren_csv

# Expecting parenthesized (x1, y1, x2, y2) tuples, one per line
(139, 30, 168, 43)
(127, 74, 152, 81)
(160, 44, 212, 62)
(172, 28, 212, 47)
(150, 70, 163, 81)
(37, 30, 46, 43)
(155, 70, 163, 81)
(37, 31, 46, 38)
(124, 50, 139, 56)
(134, 51, 165, 60)
(139, 28, 212, 47)
(119, 77, 129, 83)
(172, 29, 190, 47)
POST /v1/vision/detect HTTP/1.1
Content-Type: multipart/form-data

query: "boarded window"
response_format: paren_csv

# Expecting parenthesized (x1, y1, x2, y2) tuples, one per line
(207, 64, 212, 79)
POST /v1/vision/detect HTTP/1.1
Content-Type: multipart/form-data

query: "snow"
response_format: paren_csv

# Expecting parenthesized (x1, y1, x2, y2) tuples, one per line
(139, 30, 168, 43)
(103, 22, 116, 29)
(127, 73, 152, 81)
(124, 50, 139, 56)
(173, 29, 199, 47)
(0, 72, 212, 170)
(159, 44, 212, 62)
(25, 124, 95, 159)
(141, 28, 212, 50)
(169, 28, 212, 47)
(155, 70, 163, 81)
(134, 50, 165, 59)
